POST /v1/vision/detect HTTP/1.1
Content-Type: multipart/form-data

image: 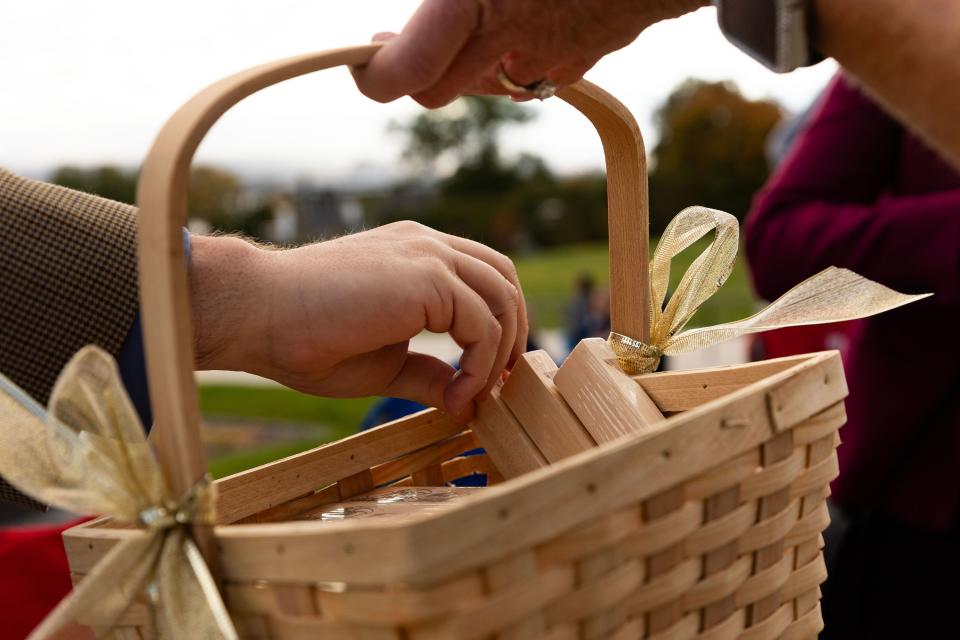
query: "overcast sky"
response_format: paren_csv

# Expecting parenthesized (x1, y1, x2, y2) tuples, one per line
(0, 1, 837, 184)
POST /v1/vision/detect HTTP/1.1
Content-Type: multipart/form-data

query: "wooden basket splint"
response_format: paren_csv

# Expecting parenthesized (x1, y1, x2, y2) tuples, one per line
(63, 44, 844, 639)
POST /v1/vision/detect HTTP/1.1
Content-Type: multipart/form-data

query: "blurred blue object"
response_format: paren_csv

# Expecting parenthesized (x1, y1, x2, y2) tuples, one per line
(359, 336, 546, 487)
(359, 396, 487, 487)
(359, 397, 427, 431)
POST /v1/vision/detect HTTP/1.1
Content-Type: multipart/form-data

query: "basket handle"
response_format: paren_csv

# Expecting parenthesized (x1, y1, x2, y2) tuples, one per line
(136, 43, 650, 554)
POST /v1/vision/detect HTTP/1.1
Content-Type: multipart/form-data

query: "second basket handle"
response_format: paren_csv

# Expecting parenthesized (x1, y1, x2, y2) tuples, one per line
(556, 82, 650, 342)
(135, 42, 650, 544)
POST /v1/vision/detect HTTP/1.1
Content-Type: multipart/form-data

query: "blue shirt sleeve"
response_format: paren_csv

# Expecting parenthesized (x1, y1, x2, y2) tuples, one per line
(116, 309, 151, 429)
(117, 230, 191, 432)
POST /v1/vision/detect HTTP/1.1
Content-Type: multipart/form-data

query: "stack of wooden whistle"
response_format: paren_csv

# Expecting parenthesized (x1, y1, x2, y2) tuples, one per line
(471, 337, 666, 479)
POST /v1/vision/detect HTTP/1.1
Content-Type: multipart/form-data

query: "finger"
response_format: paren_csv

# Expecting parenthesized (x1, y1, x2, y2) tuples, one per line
(423, 272, 501, 419)
(352, 0, 481, 103)
(461, 67, 515, 97)
(545, 57, 599, 86)
(380, 222, 529, 365)
(381, 351, 460, 415)
(500, 50, 553, 86)
(452, 253, 519, 397)
(412, 35, 509, 108)
(439, 235, 529, 367)
(371, 31, 398, 43)
(470, 51, 558, 103)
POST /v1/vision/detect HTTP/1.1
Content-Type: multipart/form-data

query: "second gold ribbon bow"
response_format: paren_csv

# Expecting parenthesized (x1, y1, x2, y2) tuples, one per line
(0, 346, 238, 640)
(610, 206, 931, 374)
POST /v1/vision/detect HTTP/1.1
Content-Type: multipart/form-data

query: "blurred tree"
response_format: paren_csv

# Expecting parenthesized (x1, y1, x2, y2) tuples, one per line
(230, 203, 273, 238)
(49, 164, 264, 235)
(50, 165, 138, 204)
(512, 173, 608, 247)
(649, 79, 782, 233)
(386, 95, 610, 250)
(394, 95, 534, 171)
(187, 165, 242, 230)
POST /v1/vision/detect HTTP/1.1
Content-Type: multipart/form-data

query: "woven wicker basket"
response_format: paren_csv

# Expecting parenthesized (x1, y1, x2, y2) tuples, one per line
(63, 44, 844, 639)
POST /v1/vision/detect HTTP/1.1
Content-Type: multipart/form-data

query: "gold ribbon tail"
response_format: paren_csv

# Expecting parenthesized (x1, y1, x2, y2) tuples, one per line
(0, 346, 238, 640)
(608, 206, 931, 374)
(155, 531, 239, 640)
(27, 533, 161, 640)
(184, 536, 240, 640)
(662, 267, 931, 356)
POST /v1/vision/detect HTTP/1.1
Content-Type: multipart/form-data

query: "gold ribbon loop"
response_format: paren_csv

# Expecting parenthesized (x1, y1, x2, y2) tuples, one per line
(611, 206, 931, 374)
(0, 346, 237, 640)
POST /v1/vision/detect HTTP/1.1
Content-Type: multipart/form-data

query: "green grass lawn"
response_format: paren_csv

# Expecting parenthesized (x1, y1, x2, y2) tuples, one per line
(207, 439, 336, 479)
(200, 386, 376, 478)
(200, 385, 375, 430)
(513, 238, 756, 330)
(204, 237, 759, 478)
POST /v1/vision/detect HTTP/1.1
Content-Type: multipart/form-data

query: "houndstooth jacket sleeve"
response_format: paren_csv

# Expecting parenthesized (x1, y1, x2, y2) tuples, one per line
(0, 167, 140, 509)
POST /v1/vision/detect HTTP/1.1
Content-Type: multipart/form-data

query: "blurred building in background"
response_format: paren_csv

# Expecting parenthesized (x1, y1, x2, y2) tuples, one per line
(265, 187, 370, 243)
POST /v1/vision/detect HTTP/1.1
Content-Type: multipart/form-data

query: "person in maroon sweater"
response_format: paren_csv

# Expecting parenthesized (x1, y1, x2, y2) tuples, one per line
(745, 73, 960, 638)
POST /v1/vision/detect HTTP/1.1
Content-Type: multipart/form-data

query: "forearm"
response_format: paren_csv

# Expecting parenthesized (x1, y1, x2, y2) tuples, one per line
(816, 0, 960, 168)
(188, 234, 270, 372)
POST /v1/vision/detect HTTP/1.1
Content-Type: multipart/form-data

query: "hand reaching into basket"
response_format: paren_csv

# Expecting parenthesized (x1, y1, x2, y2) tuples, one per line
(187, 221, 527, 421)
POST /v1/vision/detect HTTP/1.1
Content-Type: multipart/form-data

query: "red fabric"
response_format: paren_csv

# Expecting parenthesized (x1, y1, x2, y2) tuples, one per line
(0, 521, 83, 640)
(753, 323, 855, 360)
(745, 73, 960, 531)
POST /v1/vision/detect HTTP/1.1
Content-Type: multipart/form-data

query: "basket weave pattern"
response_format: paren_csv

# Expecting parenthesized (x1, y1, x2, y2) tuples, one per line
(67, 354, 843, 639)
(233, 415, 837, 639)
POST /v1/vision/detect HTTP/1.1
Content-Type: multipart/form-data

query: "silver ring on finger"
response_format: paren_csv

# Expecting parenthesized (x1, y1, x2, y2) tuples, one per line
(497, 63, 558, 101)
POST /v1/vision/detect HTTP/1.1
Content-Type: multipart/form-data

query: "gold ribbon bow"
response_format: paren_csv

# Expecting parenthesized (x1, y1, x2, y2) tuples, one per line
(610, 206, 932, 374)
(0, 346, 238, 640)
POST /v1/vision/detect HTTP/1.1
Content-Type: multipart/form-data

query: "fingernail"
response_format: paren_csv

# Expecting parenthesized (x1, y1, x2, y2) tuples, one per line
(455, 401, 476, 423)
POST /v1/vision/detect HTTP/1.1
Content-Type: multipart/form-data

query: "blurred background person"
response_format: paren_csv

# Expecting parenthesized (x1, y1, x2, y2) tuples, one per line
(745, 72, 960, 639)
(748, 84, 855, 364)
(585, 288, 611, 340)
(565, 273, 595, 349)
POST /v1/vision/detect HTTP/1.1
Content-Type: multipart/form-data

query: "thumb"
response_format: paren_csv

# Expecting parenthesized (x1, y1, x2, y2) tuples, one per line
(381, 352, 471, 421)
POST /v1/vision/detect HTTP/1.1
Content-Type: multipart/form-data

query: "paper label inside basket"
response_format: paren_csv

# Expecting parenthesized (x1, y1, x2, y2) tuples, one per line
(609, 206, 932, 374)
(0, 346, 238, 640)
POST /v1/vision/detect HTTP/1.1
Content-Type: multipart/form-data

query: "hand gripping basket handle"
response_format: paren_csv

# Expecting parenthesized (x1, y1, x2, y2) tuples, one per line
(135, 43, 650, 566)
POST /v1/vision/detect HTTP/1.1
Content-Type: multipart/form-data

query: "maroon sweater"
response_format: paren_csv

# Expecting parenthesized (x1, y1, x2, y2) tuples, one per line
(745, 74, 960, 532)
